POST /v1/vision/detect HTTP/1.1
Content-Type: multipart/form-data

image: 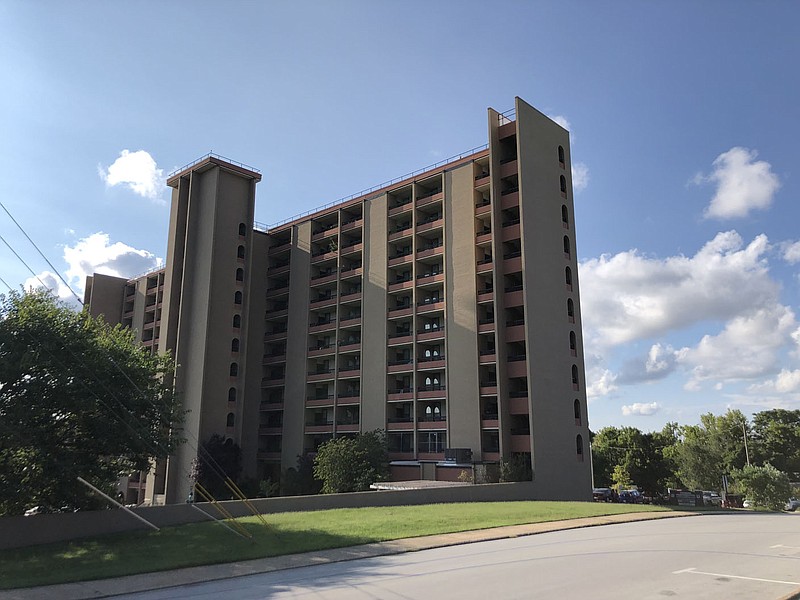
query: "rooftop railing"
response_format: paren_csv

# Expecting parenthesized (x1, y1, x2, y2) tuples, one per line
(167, 152, 261, 179)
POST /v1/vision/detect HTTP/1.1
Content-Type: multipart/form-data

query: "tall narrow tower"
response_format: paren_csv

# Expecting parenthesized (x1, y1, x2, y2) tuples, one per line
(149, 155, 261, 504)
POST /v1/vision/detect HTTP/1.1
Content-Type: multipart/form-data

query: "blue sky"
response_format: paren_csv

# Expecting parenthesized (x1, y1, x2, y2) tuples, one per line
(2, 1, 799, 432)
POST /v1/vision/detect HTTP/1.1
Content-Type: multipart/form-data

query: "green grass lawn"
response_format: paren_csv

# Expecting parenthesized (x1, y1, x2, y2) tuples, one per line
(1, 501, 669, 589)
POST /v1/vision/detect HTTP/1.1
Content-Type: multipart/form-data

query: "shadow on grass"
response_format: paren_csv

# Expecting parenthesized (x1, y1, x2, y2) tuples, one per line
(0, 520, 376, 590)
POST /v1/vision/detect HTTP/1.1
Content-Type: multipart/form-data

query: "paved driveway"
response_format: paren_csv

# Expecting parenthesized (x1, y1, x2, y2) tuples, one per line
(114, 512, 800, 600)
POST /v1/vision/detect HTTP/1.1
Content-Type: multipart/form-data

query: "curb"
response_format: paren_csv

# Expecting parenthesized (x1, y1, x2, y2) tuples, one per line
(1, 511, 696, 600)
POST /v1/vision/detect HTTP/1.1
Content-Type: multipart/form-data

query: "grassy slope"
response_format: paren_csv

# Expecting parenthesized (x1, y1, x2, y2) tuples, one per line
(1, 501, 668, 589)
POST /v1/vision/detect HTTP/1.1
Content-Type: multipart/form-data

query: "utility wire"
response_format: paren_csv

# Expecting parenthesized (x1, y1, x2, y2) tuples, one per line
(0, 233, 53, 293)
(0, 200, 83, 305)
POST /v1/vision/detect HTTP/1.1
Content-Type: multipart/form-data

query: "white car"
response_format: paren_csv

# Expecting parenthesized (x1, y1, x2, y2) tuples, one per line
(786, 498, 800, 511)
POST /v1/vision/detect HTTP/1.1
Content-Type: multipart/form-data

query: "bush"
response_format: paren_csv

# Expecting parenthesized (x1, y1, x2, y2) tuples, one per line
(313, 430, 389, 493)
(732, 463, 792, 511)
(500, 453, 532, 482)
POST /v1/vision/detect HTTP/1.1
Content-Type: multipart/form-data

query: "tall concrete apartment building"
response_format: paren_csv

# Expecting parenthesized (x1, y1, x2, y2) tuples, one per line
(85, 97, 592, 504)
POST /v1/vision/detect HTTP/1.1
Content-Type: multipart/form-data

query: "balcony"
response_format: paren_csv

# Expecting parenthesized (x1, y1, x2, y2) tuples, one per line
(340, 265, 363, 280)
(337, 366, 361, 378)
(417, 419, 447, 430)
(415, 190, 443, 207)
(338, 340, 361, 353)
(311, 250, 337, 264)
(306, 369, 335, 382)
(336, 393, 361, 405)
(388, 332, 413, 345)
(476, 230, 492, 245)
(388, 225, 413, 242)
(475, 202, 491, 218)
(260, 400, 284, 411)
(416, 299, 444, 314)
(309, 294, 337, 309)
(386, 420, 414, 431)
(261, 377, 286, 388)
(387, 200, 412, 217)
(340, 217, 363, 232)
(308, 344, 335, 358)
(306, 394, 334, 405)
(501, 223, 521, 243)
(311, 224, 338, 241)
(387, 388, 414, 401)
(479, 351, 496, 364)
(416, 217, 443, 234)
(388, 279, 414, 292)
(262, 352, 287, 365)
(417, 356, 445, 370)
(510, 434, 531, 453)
(341, 241, 363, 256)
(388, 305, 413, 319)
(268, 241, 291, 255)
(265, 284, 290, 298)
(509, 396, 529, 414)
(336, 423, 360, 433)
(479, 383, 498, 395)
(388, 253, 413, 267)
(305, 423, 334, 434)
(417, 385, 446, 399)
(501, 191, 520, 210)
(476, 258, 493, 274)
(417, 326, 445, 342)
(416, 272, 444, 286)
(340, 289, 362, 303)
(264, 327, 288, 341)
(308, 320, 336, 334)
(387, 359, 414, 373)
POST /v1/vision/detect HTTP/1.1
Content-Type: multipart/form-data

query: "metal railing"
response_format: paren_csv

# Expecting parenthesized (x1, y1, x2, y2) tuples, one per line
(167, 152, 261, 179)
(256, 143, 489, 231)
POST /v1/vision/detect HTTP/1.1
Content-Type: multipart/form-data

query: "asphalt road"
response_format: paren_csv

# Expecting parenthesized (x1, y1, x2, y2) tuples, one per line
(116, 512, 800, 600)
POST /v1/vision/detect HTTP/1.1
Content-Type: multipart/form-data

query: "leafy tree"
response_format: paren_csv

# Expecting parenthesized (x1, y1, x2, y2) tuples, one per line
(313, 430, 389, 493)
(0, 290, 182, 515)
(732, 463, 792, 511)
(674, 410, 749, 490)
(500, 453, 533, 482)
(751, 409, 800, 480)
(611, 464, 632, 492)
(591, 425, 679, 494)
(194, 434, 242, 500)
(282, 453, 322, 496)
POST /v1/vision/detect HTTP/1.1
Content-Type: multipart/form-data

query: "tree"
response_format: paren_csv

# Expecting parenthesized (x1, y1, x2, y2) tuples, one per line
(611, 464, 632, 492)
(194, 434, 242, 500)
(732, 463, 792, 511)
(500, 453, 532, 482)
(282, 453, 322, 496)
(591, 425, 679, 495)
(751, 409, 800, 480)
(313, 430, 389, 493)
(674, 410, 750, 490)
(0, 290, 182, 515)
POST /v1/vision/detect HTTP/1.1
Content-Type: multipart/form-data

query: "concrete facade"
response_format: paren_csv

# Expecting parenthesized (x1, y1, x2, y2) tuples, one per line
(85, 98, 592, 504)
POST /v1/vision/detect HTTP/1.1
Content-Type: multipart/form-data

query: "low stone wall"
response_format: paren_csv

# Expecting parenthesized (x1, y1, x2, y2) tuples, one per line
(0, 481, 537, 550)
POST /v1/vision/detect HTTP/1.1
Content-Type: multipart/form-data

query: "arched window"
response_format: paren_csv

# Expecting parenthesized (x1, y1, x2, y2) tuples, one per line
(565, 266, 572, 287)
(426, 406, 432, 420)
(562, 205, 569, 227)
(236, 268, 244, 282)
(232, 314, 241, 328)
(237, 245, 245, 259)
(425, 376, 432, 386)
(234, 291, 243, 305)
(563, 235, 570, 257)
(571, 364, 579, 388)
(231, 338, 240, 353)
(238, 223, 246, 237)
(567, 298, 574, 320)
(433, 405, 441, 420)
(576, 434, 584, 458)
(228, 387, 237, 402)
(558, 145, 565, 164)
(230, 362, 238, 377)
(560, 175, 567, 195)
(226, 412, 235, 428)
(569, 331, 577, 352)
(574, 399, 581, 423)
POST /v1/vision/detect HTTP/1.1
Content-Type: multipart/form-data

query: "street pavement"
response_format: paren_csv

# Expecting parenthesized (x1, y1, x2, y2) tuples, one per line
(4, 511, 800, 600)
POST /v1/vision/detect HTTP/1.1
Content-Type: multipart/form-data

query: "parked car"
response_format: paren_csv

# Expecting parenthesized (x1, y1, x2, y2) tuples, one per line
(618, 490, 642, 504)
(703, 491, 722, 506)
(593, 487, 613, 502)
(785, 498, 800, 511)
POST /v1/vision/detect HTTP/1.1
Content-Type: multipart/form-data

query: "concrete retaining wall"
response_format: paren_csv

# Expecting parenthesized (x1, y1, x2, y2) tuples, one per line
(0, 481, 537, 550)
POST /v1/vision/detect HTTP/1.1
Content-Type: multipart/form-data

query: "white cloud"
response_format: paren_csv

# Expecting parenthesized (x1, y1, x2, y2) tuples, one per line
(586, 368, 618, 400)
(23, 270, 79, 306)
(618, 343, 679, 384)
(677, 304, 796, 389)
(781, 240, 800, 264)
(23, 233, 162, 302)
(580, 231, 777, 348)
(572, 162, 589, 193)
(550, 115, 571, 131)
(699, 147, 780, 220)
(99, 149, 164, 200)
(621, 402, 660, 416)
(64, 233, 161, 291)
(748, 369, 800, 394)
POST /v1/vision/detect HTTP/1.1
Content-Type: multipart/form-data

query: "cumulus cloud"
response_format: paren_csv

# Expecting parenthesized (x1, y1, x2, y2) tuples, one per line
(781, 240, 800, 264)
(621, 402, 660, 416)
(572, 162, 589, 193)
(64, 233, 161, 292)
(749, 369, 800, 394)
(698, 147, 780, 220)
(23, 233, 162, 302)
(99, 149, 164, 200)
(618, 343, 679, 384)
(677, 304, 796, 388)
(580, 231, 777, 348)
(586, 368, 618, 399)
